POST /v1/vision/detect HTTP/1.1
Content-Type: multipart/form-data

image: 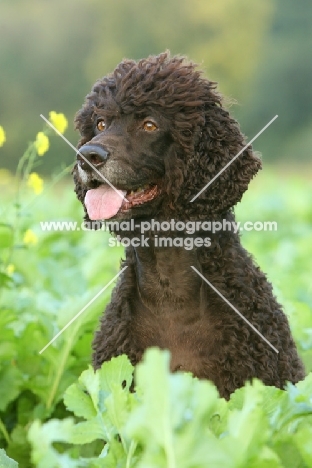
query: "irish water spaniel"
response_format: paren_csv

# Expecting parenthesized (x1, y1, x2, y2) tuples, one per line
(73, 52, 304, 399)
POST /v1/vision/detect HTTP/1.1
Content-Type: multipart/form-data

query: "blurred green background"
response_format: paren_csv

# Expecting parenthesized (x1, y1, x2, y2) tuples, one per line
(0, 0, 311, 173)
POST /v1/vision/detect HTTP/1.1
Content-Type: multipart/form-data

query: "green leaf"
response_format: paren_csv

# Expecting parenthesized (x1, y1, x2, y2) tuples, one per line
(99, 355, 134, 396)
(64, 377, 97, 420)
(6, 425, 31, 468)
(28, 419, 76, 468)
(69, 417, 108, 444)
(273, 436, 304, 468)
(294, 424, 312, 466)
(220, 381, 270, 466)
(295, 371, 312, 395)
(0, 449, 18, 468)
(127, 348, 222, 468)
(0, 365, 24, 411)
(104, 384, 135, 435)
(269, 378, 312, 431)
(64, 358, 135, 449)
(79, 366, 100, 411)
(247, 447, 283, 468)
(98, 355, 135, 450)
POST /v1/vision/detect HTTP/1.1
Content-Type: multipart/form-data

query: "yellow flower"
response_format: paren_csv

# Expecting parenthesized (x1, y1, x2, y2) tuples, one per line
(6, 264, 15, 275)
(35, 132, 49, 156)
(27, 172, 44, 195)
(49, 111, 68, 134)
(23, 229, 38, 245)
(0, 125, 6, 147)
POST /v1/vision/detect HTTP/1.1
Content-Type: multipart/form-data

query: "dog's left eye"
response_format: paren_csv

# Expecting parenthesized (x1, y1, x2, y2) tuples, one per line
(97, 120, 106, 131)
(143, 120, 158, 132)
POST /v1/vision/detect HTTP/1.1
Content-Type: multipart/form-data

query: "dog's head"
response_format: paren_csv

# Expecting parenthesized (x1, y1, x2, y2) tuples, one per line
(73, 52, 261, 224)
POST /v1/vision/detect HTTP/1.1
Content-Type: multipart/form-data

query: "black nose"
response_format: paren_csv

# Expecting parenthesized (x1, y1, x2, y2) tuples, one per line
(76, 144, 109, 171)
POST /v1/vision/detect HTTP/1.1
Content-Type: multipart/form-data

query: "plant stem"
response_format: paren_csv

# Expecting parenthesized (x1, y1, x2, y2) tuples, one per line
(0, 418, 11, 445)
(46, 318, 81, 410)
(126, 440, 137, 468)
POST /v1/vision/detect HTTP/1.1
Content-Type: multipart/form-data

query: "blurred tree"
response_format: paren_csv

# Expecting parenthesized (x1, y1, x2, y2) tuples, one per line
(84, 0, 272, 99)
(237, 0, 312, 162)
(0, 0, 96, 172)
(0, 0, 275, 173)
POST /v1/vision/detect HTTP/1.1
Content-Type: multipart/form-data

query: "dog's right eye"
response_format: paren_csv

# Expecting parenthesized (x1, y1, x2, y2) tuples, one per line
(97, 120, 106, 131)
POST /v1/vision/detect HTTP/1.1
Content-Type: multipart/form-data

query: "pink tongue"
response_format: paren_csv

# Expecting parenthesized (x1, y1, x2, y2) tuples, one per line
(85, 186, 126, 220)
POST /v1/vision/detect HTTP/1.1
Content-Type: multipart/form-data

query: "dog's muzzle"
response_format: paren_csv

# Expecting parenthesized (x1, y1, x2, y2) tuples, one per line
(76, 144, 109, 171)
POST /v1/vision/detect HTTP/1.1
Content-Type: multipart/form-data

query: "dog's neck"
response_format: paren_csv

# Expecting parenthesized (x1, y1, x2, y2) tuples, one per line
(122, 211, 237, 311)
(130, 242, 205, 310)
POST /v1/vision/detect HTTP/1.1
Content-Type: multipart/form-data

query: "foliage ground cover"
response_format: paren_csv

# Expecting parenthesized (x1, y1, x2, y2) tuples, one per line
(0, 122, 311, 467)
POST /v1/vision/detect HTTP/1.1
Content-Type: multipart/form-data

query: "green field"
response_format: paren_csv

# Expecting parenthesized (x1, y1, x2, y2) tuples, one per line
(1, 153, 312, 467)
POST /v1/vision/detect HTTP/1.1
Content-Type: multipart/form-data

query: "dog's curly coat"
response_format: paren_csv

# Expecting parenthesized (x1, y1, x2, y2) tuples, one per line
(73, 52, 304, 399)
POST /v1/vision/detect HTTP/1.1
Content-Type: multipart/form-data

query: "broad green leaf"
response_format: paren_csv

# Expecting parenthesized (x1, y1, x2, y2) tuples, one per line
(0, 365, 24, 411)
(295, 371, 312, 395)
(128, 348, 225, 468)
(273, 436, 305, 468)
(99, 355, 134, 396)
(5, 425, 31, 468)
(2, 171, 312, 467)
(64, 358, 135, 448)
(64, 379, 97, 419)
(128, 348, 172, 445)
(270, 379, 312, 431)
(28, 419, 77, 468)
(247, 446, 283, 468)
(79, 366, 100, 411)
(104, 386, 129, 432)
(0, 449, 18, 468)
(69, 417, 109, 444)
(295, 424, 312, 465)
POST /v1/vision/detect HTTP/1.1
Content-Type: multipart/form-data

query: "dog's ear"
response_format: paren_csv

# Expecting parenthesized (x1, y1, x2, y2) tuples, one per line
(74, 107, 94, 149)
(163, 146, 185, 205)
(189, 106, 262, 214)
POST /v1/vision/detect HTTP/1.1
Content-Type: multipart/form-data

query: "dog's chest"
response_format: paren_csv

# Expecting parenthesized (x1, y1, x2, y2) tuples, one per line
(130, 293, 218, 376)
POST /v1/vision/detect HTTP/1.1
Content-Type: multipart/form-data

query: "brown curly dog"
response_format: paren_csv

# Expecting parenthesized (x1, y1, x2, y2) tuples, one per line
(73, 52, 304, 399)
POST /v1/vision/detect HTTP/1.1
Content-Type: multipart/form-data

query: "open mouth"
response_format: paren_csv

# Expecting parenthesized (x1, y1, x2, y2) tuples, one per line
(84, 182, 160, 220)
(120, 184, 159, 212)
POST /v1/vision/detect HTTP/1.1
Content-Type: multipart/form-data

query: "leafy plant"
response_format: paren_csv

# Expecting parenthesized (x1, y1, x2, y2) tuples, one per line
(27, 349, 312, 468)
(0, 115, 121, 466)
(0, 119, 311, 466)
